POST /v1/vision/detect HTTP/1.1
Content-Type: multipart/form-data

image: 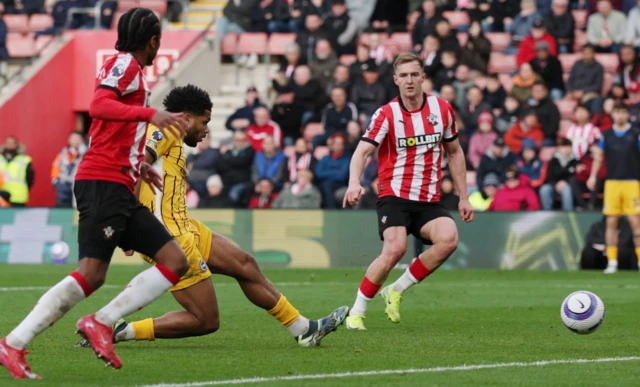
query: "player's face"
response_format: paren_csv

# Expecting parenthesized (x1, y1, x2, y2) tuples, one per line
(146, 34, 161, 66)
(184, 110, 211, 147)
(612, 108, 630, 126)
(394, 61, 425, 99)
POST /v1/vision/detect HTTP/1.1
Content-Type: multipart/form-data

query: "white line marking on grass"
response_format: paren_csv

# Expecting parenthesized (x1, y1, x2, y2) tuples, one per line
(0, 285, 122, 292)
(131, 356, 640, 387)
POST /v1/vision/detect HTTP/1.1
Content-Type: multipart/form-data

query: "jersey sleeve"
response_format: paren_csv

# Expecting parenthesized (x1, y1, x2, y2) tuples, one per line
(145, 126, 178, 162)
(97, 54, 140, 97)
(361, 107, 389, 146)
(443, 102, 458, 142)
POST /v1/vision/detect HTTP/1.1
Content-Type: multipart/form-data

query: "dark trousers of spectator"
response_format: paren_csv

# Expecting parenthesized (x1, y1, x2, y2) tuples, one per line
(320, 181, 345, 209)
(581, 246, 638, 270)
(596, 44, 622, 54)
(267, 20, 296, 33)
(414, 237, 423, 258)
(55, 197, 73, 208)
(569, 176, 603, 209)
(190, 180, 208, 199)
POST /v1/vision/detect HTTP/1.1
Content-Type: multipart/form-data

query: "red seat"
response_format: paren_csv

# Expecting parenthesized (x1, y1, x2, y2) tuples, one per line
(498, 73, 513, 93)
(442, 11, 470, 29)
(221, 33, 238, 55)
(574, 30, 587, 52)
(555, 99, 578, 120)
(389, 32, 412, 52)
(559, 53, 581, 73)
(4, 15, 28, 33)
(572, 10, 588, 30)
(488, 53, 517, 73)
(339, 54, 356, 66)
(139, 0, 167, 14)
(457, 32, 468, 47)
(112, 10, 160, 28)
(117, 0, 138, 11)
(28, 14, 53, 31)
(595, 53, 619, 74)
(485, 32, 512, 53)
(236, 33, 268, 55)
(7, 33, 36, 58)
(559, 119, 573, 137)
(539, 146, 556, 162)
(304, 123, 325, 143)
(313, 146, 330, 160)
(602, 72, 614, 95)
(267, 33, 296, 55)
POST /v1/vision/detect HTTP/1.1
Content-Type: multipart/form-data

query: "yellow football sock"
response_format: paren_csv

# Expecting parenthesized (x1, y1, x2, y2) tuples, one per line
(132, 318, 155, 341)
(636, 248, 640, 264)
(606, 246, 618, 262)
(267, 295, 300, 327)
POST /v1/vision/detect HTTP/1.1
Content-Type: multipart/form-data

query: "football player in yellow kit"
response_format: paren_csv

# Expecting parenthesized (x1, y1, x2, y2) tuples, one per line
(80, 85, 347, 347)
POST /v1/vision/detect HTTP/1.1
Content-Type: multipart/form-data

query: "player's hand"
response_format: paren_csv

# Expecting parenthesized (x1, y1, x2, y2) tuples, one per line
(586, 176, 596, 191)
(343, 183, 365, 208)
(459, 199, 474, 223)
(123, 249, 134, 256)
(151, 111, 188, 137)
(140, 162, 163, 192)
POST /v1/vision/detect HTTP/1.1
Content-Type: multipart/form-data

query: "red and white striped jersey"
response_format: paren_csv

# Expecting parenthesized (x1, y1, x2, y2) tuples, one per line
(565, 122, 601, 159)
(75, 52, 151, 192)
(362, 94, 457, 202)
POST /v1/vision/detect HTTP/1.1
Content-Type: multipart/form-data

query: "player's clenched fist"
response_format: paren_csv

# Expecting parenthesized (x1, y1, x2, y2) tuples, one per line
(151, 111, 188, 137)
(343, 183, 365, 208)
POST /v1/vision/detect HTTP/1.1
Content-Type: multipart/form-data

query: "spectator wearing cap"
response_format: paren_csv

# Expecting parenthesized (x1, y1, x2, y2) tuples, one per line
(565, 104, 602, 159)
(544, 0, 575, 54)
(587, 0, 627, 53)
(496, 95, 522, 133)
(412, 0, 445, 51)
(215, 131, 255, 204)
(531, 82, 561, 143)
(468, 112, 499, 170)
(469, 173, 500, 211)
(421, 35, 442, 79)
(198, 175, 234, 209)
(248, 179, 279, 209)
(488, 167, 541, 211)
(433, 51, 458, 91)
(440, 175, 460, 211)
(504, 0, 543, 55)
(511, 63, 544, 104)
(626, 0, 640, 49)
(477, 137, 518, 185)
(539, 138, 577, 210)
(316, 87, 358, 147)
(616, 45, 640, 107)
(225, 87, 265, 131)
(453, 65, 476, 111)
(349, 43, 373, 84)
(272, 169, 322, 209)
(459, 20, 492, 75)
(571, 141, 606, 210)
(487, 0, 520, 33)
(529, 42, 565, 101)
(483, 74, 507, 115)
(246, 107, 283, 152)
(327, 64, 351, 95)
(504, 108, 545, 153)
(287, 138, 316, 184)
(290, 65, 327, 125)
(435, 19, 460, 55)
(516, 138, 547, 188)
(517, 19, 557, 67)
(461, 86, 492, 131)
(350, 59, 387, 126)
(271, 86, 304, 143)
(324, 0, 359, 55)
(310, 39, 339, 90)
(314, 133, 350, 208)
(252, 135, 288, 189)
(296, 12, 330, 62)
(567, 44, 604, 113)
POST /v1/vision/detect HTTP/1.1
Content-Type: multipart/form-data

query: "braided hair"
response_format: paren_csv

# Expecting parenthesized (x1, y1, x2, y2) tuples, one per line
(115, 8, 161, 52)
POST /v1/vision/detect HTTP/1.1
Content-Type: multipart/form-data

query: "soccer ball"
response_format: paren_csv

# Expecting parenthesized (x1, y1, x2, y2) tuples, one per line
(50, 241, 70, 263)
(560, 291, 605, 334)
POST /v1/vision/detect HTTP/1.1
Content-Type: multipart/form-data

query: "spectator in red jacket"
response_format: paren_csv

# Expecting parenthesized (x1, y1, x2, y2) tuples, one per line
(248, 179, 279, 209)
(246, 107, 283, 152)
(488, 167, 541, 211)
(504, 108, 545, 154)
(517, 19, 558, 67)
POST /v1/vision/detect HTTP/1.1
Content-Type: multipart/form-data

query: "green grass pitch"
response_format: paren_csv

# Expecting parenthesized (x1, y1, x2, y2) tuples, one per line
(1, 265, 640, 386)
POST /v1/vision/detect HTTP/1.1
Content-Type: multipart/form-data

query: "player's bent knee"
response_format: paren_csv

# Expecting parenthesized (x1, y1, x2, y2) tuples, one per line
(154, 241, 190, 277)
(435, 231, 458, 256)
(201, 318, 220, 335)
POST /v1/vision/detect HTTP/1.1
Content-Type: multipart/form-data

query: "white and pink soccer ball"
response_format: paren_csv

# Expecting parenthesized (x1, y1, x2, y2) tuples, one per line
(50, 241, 70, 264)
(560, 291, 605, 334)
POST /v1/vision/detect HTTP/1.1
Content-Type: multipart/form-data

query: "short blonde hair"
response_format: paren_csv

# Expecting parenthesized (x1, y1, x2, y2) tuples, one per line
(298, 169, 314, 180)
(393, 53, 425, 72)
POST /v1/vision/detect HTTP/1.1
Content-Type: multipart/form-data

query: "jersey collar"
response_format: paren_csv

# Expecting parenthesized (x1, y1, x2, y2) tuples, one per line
(398, 93, 427, 114)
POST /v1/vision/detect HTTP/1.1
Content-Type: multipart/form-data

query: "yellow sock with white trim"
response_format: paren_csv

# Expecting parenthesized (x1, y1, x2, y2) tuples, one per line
(132, 318, 155, 341)
(606, 246, 618, 262)
(267, 294, 309, 336)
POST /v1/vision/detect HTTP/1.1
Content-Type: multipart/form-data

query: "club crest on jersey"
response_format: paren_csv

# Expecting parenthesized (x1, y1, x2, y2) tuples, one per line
(103, 226, 115, 240)
(427, 113, 439, 126)
(200, 260, 207, 272)
(398, 133, 442, 148)
(151, 130, 164, 142)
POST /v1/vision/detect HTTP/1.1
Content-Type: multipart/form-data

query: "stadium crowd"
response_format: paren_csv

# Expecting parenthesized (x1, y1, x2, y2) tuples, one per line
(1, 0, 639, 210)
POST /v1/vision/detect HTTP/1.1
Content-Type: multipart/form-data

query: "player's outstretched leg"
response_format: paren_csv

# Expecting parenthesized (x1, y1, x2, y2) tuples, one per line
(0, 260, 104, 379)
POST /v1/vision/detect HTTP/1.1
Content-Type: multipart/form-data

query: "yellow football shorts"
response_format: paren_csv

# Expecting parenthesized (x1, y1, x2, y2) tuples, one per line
(603, 180, 640, 216)
(140, 219, 213, 291)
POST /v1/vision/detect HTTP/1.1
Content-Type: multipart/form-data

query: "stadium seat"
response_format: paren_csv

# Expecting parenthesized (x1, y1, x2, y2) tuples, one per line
(574, 30, 587, 52)
(555, 99, 577, 120)
(313, 146, 330, 160)
(442, 11, 470, 29)
(4, 15, 28, 33)
(221, 33, 238, 56)
(339, 54, 356, 66)
(498, 73, 513, 93)
(559, 53, 581, 73)
(539, 146, 556, 162)
(117, 0, 138, 11)
(602, 72, 614, 95)
(139, 0, 167, 14)
(7, 33, 35, 58)
(466, 171, 477, 187)
(28, 14, 53, 32)
(485, 32, 511, 53)
(572, 10, 588, 30)
(236, 33, 268, 55)
(389, 32, 412, 52)
(488, 53, 517, 73)
(595, 54, 619, 74)
(304, 123, 325, 142)
(112, 10, 161, 28)
(457, 32, 468, 47)
(34, 35, 53, 53)
(267, 33, 296, 55)
(559, 119, 572, 137)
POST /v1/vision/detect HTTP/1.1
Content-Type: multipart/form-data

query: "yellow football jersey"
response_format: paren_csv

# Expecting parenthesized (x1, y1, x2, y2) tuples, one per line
(140, 124, 189, 236)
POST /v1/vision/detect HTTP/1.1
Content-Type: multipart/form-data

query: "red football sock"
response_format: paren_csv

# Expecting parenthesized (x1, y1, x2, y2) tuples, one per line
(408, 258, 432, 282)
(359, 277, 382, 299)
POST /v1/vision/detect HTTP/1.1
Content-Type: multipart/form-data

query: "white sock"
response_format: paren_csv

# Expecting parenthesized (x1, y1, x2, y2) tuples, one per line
(7, 275, 87, 349)
(392, 269, 419, 294)
(114, 324, 135, 343)
(287, 316, 310, 337)
(95, 266, 176, 327)
(607, 260, 618, 267)
(349, 290, 372, 317)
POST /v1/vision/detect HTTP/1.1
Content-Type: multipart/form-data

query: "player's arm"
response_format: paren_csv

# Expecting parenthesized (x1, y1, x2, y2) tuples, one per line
(443, 104, 473, 222)
(587, 138, 605, 191)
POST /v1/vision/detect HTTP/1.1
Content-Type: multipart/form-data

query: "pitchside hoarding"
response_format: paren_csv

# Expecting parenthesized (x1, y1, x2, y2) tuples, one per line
(0, 209, 600, 270)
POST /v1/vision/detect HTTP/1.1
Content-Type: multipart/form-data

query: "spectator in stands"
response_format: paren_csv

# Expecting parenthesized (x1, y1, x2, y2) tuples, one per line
(440, 84, 457, 107)
(287, 0, 305, 32)
(252, 135, 288, 189)
(302, 0, 331, 18)
(517, 19, 557, 67)
(370, 0, 409, 33)
(516, 138, 546, 188)
(379, 41, 401, 101)
(626, 0, 640, 49)
(290, 65, 326, 124)
(460, 20, 492, 74)
(486, 0, 520, 32)
(248, 178, 279, 209)
(477, 137, 518, 184)
(539, 138, 576, 210)
(488, 167, 541, 211)
(439, 175, 460, 210)
(215, 131, 255, 204)
(287, 138, 316, 184)
(350, 59, 387, 126)
(453, 65, 475, 110)
(412, 0, 444, 51)
(511, 62, 543, 103)
(324, 0, 358, 55)
(461, 86, 492, 131)
(274, 42, 305, 86)
(296, 12, 329, 62)
(544, 0, 575, 53)
(469, 173, 499, 211)
(367, 33, 387, 66)
(272, 169, 322, 208)
(608, 83, 629, 103)
(271, 86, 304, 142)
(467, 0, 492, 25)
(565, 104, 602, 158)
(504, 107, 545, 153)
(345, 119, 362, 153)
(198, 175, 234, 209)
(571, 141, 606, 210)
(531, 82, 561, 143)
(255, 0, 291, 33)
(225, 87, 264, 131)
(505, 0, 543, 54)
(434, 50, 458, 90)
(349, 43, 372, 83)
(34, 0, 71, 38)
(496, 95, 522, 133)
(314, 133, 350, 208)
(617, 45, 640, 107)
(51, 131, 86, 208)
(79, 0, 117, 30)
(0, 136, 34, 206)
(421, 34, 442, 79)
(587, 0, 627, 53)
(529, 42, 565, 101)
(0, 4, 7, 79)
(185, 181, 200, 209)
(246, 107, 283, 151)
(310, 39, 339, 90)
(316, 87, 357, 147)
(592, 97, 614, 129)
(327, 64, 351, 95)
(468, 111, 499, 169)
(358, 176, 379, 209)
(186, 135, 219, 197)
(567, 44, 604, 113)
(483, 74, 507, 115)
(435, 19, 460, 54)
(217, 0, 260, 45)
